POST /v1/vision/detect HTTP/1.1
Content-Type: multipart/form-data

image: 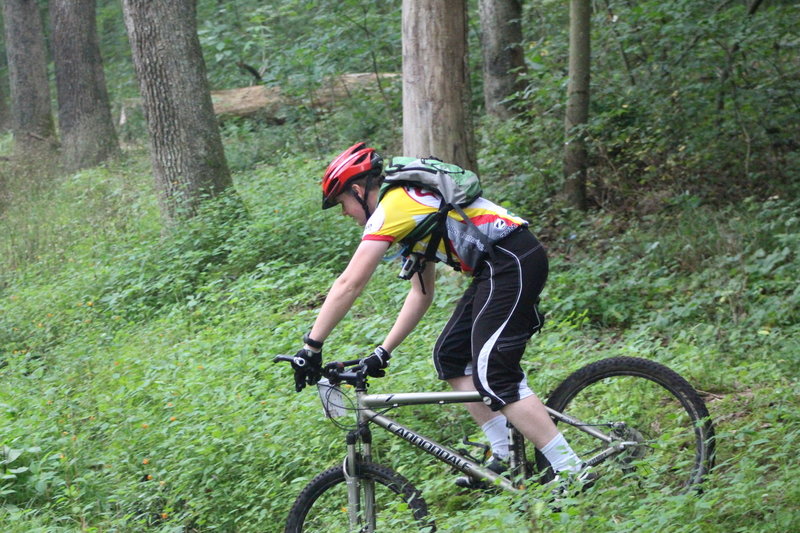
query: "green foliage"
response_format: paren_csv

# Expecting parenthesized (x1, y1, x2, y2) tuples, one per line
(1, 0, 799, 529)
(197, 0, 401, 89)
(94, 0, 404, 157)
(95, 0, 800, 209)
(218, 83, 402, 172)
(591, 0, 800, 199)
(96, 0, 137, 103)
(2, 143, 799, 530)
(485, 0, 800, 210)
(539, 195, 800, 334)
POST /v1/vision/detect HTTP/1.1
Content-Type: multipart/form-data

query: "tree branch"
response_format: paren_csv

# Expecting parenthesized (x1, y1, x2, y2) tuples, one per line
(747, 0, 764, 16)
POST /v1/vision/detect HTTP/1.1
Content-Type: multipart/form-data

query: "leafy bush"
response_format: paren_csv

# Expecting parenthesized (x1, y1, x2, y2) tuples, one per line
(505, 0, 800, 210)
(2, 0, 799, 523)
(198, 0, 401, 88)
(2, 147, 798, 531)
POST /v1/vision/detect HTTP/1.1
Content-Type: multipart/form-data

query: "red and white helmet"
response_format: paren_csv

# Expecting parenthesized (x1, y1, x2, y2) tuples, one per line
(321, 142, 383, 209)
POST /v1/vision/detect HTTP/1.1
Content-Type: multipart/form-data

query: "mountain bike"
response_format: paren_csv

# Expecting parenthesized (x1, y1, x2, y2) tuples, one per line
(273, 355, 715, 532)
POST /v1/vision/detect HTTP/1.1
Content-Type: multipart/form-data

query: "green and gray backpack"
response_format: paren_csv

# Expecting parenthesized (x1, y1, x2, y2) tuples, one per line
(379, 157, 492, 276)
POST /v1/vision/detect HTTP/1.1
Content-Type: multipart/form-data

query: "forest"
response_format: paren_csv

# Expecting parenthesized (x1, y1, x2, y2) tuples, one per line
(0, 0, 798, 531)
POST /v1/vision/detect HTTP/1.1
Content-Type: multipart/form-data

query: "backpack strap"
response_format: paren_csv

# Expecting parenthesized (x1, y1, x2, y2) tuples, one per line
(409, 204, 452, 294)
(421, 204, 458, 271)
(398, 199, 497, 271)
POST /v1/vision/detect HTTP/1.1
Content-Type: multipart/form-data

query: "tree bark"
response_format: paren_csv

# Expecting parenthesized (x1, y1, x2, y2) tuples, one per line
(563, 0, 591, 210)
(51, 0, 119, 171)
(122, 0, 232, 224)
(478, 0, 526, 119)
(0, 75, 10, 133)
(2, 0, 56, 157)
(402, 0, 476, 170)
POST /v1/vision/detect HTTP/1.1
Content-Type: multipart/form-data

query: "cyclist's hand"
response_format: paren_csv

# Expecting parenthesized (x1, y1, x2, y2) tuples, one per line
(292, 348, 322, 392)
(360, 346, 391, 378)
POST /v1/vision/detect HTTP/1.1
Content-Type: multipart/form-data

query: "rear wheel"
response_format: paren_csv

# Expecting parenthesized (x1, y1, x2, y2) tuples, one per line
(284, 461, 435, 532)
(536, 357, 715, 493)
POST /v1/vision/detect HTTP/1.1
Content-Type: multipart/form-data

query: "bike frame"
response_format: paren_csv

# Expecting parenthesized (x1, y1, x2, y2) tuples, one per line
(332, 385, 639, 531)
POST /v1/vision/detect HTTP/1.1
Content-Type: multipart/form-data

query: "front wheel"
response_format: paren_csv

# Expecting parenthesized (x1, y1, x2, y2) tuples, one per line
(284, 461, 435, 533)
(536, 357, 715, 493)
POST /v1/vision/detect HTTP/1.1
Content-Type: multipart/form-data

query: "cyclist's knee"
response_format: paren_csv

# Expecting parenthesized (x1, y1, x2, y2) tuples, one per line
(447, 374, 476, 391)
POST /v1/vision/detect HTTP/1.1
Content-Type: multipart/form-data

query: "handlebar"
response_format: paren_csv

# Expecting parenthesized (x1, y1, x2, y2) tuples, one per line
(272, 355, 368, 387)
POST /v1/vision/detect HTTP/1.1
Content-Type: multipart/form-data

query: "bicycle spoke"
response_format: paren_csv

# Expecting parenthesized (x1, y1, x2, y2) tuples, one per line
(538, 358, 714, 494)
(299, 484, 417, 532)
(285, 462, 433, 533)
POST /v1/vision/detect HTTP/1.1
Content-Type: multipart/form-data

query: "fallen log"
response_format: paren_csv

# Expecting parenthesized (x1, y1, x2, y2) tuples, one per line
(119, 72, 399, 127)
(210, 72, 399, 118)
(119, 72, 400, 126)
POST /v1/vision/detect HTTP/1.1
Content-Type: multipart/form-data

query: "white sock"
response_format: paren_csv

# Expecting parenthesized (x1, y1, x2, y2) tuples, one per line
(481, 416, 510, 460)
(540, 432, 582, 473)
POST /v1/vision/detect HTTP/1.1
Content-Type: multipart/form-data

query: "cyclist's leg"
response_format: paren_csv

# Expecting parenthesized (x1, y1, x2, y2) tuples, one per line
(447, 375, 498, 424)
(499, 393, 558, 449)
(468, 231, 583, 474)
(432, 281, 476, 381)
(448, 375, 510, 465)
(468, 230, 547, 414)
(434, 283, 508, 456)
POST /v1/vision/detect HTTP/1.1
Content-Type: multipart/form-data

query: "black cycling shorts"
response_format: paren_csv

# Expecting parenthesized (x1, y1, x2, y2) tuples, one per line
(432, 228, 548, 411)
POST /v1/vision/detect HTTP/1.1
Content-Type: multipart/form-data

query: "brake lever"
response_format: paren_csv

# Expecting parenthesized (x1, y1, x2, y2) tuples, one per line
(323, 361, 345, 384)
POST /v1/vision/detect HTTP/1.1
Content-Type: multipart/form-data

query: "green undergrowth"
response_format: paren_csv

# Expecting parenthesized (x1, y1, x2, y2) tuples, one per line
(1, 148, 798, 531)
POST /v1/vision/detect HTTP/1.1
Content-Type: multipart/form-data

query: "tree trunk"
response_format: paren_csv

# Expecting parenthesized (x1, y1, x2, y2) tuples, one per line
(563, 0, 591, 210)
(2, 0, 56, 157)
(478, 0, 526, 119)
(0, 75, 10, 132)
(51, 0, 119, 171)
(122, 0, 232, 224)
(402, 0, 476, 170)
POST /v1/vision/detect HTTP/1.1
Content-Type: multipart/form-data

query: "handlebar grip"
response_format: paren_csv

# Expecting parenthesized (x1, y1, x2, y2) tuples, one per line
(273, 355, 370, 386)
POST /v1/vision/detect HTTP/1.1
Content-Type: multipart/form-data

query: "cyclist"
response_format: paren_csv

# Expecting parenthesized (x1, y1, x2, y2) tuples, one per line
(292, 142, 593, 490)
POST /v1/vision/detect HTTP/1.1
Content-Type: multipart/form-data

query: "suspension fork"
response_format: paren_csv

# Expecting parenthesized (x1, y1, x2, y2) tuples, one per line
(344, 418, 375, 529)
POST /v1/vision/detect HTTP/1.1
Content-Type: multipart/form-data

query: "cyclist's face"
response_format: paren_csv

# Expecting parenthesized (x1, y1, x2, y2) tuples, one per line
(336, 193, 365, 225)
(336, 185, 375, 226)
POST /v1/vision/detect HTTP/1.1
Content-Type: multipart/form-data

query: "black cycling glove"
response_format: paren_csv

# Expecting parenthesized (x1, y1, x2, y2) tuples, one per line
(360, 346, 391, 378)
(292, 348, 322, 392)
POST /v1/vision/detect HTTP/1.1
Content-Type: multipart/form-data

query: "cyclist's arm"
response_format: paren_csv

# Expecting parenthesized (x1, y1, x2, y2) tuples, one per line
(381, 260, 436, 352)
(308, 239, 390, 342)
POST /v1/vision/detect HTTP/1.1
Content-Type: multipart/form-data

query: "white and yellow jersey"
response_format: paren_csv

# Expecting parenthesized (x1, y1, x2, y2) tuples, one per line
(363, 185, 527, 273)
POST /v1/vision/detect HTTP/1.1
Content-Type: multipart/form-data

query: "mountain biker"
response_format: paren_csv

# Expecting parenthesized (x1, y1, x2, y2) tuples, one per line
(292, 142, 592, 488)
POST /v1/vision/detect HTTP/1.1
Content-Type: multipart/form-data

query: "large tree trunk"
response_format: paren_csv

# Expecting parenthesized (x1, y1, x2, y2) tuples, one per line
(51, 0, 119, 171)
(0, 75, 10, 133)
(402, 0, 476, 170)
(0, 49, 10, 132)
(478, 0, 526, 119)
(563, 0, 591, 210)
(2, 0, 56, 157)
(122, 0, 232, 224)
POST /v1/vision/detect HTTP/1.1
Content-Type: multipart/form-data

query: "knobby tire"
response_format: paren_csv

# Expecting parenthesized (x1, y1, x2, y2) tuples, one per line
(284, 461, 434, 533)
(536, 356, 715, 492)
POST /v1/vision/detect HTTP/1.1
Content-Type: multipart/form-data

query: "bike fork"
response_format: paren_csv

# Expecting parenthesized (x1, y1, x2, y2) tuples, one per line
(344, 427, 375, 531)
